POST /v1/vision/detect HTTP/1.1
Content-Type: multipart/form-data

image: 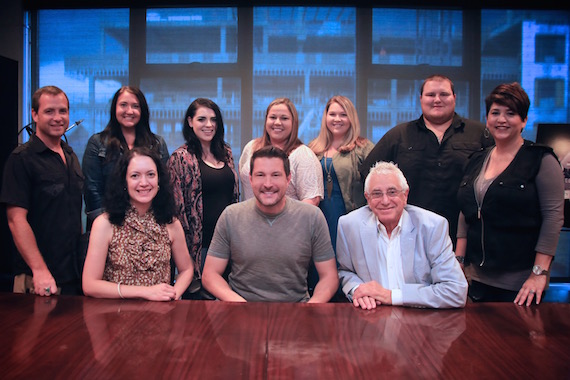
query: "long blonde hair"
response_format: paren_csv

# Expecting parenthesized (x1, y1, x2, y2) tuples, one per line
(253, 97, 302, 155)
(309, 95, 365, 155)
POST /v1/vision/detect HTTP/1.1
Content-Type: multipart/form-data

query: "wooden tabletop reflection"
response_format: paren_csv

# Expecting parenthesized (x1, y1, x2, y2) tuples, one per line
(0, 293, 568, 379)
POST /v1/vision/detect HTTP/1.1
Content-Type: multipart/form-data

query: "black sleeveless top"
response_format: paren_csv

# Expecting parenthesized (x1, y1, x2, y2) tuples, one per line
(199, 159, 235, 247)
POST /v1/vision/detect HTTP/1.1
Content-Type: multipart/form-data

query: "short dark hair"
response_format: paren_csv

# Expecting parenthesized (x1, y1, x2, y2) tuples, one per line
(250, 145, 290, 177)
(420, 74, 455, 95)
(485, 82, 530, 120)
(104, 146, 175, 226)
(32, 86, 69, 112)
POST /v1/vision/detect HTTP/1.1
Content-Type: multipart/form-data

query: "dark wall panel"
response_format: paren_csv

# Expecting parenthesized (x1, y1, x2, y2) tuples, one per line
(0, 55, 19, 290)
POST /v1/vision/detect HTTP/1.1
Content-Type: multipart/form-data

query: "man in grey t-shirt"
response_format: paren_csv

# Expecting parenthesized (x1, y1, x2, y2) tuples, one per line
(202, 146, 338, 302)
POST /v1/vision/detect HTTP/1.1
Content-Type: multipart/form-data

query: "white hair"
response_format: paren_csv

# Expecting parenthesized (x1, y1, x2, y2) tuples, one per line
(364, 161, 409, 194)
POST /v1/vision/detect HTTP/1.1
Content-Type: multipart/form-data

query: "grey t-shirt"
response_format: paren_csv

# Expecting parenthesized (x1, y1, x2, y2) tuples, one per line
(207, 197, 335, 302)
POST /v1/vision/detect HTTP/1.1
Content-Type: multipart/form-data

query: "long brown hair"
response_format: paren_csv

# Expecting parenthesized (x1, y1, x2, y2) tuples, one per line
(253, 97, 302, 155)
(100, 86, 159, 161)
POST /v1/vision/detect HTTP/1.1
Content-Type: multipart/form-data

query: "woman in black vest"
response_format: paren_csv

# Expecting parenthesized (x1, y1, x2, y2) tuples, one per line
(456, 82, 564, 305)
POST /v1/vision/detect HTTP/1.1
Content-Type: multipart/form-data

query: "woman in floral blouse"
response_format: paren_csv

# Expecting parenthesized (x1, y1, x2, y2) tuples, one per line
(82, 147, 193, 301)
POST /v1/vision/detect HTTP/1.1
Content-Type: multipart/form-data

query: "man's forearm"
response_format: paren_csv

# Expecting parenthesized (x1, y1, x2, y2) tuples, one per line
(308, 280, 336, 303)
(204, 274, 246, 302)
(7, 207, 57, 295)
(8, 213, 48, 273)
(309, 259, 339, 303)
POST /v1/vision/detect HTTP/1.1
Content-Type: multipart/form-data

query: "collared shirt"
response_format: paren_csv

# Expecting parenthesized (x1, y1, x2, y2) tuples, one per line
(361, 113, 492, 245)
(0, 134, 84, 283)
(376, 216, 405, 306)
(348, 213, 406, 305)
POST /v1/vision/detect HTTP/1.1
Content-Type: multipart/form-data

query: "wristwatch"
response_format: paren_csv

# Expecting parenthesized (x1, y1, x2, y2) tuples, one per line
(455, 256, 465, 264)
(532, 265, 549, 276)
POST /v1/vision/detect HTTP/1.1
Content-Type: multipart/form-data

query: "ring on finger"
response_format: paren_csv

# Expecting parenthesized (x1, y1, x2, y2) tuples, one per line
(45, 287, 51, 295)
(529, 289, 536, 294)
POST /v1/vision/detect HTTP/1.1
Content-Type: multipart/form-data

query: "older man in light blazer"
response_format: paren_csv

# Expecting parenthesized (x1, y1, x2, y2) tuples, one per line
(337, 161, 467, 309)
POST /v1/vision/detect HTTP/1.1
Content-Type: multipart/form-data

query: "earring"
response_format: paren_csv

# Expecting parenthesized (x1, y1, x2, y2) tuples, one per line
(157, 185, 160, 190)
(483, 127, 490, 139)
(123, 187, 127, 191)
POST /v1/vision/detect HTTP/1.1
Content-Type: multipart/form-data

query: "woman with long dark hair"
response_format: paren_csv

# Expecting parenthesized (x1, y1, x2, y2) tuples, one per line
(168, 98, 239, 299)
(82, 147, 193, 300)
(83, 86, 169, 228)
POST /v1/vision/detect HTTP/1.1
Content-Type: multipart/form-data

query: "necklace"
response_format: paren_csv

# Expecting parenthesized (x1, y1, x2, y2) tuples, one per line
(323, 152, 333, 199)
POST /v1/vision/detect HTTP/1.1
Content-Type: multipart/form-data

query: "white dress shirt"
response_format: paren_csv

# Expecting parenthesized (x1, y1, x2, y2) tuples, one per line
(376, 216, 405, 305)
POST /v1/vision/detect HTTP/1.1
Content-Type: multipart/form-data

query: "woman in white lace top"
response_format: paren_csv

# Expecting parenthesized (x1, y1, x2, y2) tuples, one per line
(239, 98, 323, 205)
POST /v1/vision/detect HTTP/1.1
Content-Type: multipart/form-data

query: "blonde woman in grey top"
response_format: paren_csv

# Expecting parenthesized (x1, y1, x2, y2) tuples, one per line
(309, 95, 374, 251)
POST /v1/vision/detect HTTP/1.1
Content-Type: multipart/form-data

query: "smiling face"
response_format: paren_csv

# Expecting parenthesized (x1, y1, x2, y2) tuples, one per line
(486, 103, 526, 144)
(115, 91, 141, 131)
(326, 101, 351, 140)
(189, 106, 217, 146)
(250, 157, 291, 215)
(32, 93, 69, 144)
(365, 172, 408, 233)
(126, 154, 159, 213)
(420, 79, 456, 126)
(265, 104, 293, 149)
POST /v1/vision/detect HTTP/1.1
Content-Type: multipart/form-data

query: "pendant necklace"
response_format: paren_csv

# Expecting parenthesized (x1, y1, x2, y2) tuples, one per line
(324, 151, 333, 199)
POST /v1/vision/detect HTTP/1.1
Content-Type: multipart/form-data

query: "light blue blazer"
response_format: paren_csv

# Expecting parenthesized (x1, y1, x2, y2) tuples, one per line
(337, 204, 468, 308)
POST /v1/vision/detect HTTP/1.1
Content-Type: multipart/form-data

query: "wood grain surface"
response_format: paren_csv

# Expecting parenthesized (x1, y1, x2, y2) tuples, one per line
(1, 294, 568, 379)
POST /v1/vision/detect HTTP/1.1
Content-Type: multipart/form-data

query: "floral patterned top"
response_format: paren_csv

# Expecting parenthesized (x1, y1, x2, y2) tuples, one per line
(167, 144, 239, 281)
(103, 207, 171, 286)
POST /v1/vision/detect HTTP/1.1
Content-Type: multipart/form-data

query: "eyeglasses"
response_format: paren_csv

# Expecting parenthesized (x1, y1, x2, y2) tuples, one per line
(368, 189, 404, 199)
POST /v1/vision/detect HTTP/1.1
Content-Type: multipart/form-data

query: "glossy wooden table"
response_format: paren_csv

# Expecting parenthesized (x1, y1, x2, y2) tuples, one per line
(0, 293, 568, 379)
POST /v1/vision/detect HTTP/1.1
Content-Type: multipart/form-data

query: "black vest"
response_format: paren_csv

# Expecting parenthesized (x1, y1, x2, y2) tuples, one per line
(457, 141, 555, 270)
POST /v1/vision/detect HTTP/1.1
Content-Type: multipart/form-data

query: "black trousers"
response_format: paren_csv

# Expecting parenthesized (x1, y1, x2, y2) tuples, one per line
(468, 280, 525, 302)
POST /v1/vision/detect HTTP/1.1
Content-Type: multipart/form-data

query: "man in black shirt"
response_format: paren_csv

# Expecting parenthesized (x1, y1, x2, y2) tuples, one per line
(361, 75, 493, 247)
(1, 86, 83, 296)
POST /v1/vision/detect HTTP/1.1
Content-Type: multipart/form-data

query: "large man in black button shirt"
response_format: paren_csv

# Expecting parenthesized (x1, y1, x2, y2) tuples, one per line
(1, 86, 83, 296)
(361, 75, 493, 247)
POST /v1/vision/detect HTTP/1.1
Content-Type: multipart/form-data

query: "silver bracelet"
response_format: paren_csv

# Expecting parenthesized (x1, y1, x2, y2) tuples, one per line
(117, 281, 125, 299)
